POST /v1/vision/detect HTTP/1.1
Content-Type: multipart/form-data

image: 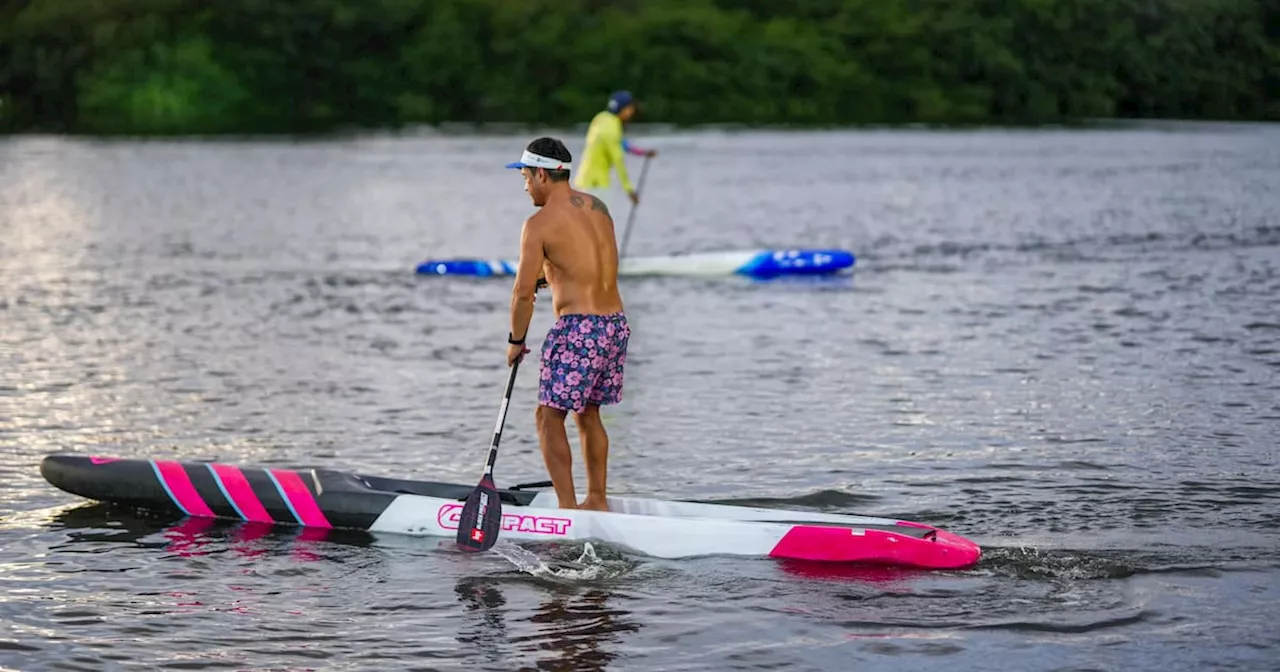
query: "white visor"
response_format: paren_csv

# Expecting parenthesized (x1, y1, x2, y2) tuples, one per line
(505, 149, 571, 171)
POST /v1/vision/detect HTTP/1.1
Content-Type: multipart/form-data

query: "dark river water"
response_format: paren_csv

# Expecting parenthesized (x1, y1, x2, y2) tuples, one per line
(2, 124, 1278, 671)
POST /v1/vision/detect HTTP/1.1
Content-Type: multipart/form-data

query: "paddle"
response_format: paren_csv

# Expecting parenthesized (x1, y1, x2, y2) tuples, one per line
(511, 480, 552, 491)
(455, 359, 522, 552)
(617, 154, 652, 259)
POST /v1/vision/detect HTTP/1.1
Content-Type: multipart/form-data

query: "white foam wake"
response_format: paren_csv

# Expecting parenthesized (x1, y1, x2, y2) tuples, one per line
(492, 540, 611, 580)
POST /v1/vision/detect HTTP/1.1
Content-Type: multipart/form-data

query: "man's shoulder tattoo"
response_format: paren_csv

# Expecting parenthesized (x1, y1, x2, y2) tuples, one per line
(589, 195, 609, 214)
(569, 194, 585, 208)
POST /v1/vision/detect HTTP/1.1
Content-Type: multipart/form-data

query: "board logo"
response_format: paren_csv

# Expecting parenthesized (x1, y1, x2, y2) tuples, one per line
(436, 504, 571, 536)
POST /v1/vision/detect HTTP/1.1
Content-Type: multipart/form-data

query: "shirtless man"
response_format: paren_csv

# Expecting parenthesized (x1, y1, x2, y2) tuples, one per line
(503, 137, 631, 512)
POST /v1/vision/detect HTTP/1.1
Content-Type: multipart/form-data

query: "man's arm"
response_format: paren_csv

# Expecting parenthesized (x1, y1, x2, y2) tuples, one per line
(509, 217, 544, 342)
(622, 138, 656, 157)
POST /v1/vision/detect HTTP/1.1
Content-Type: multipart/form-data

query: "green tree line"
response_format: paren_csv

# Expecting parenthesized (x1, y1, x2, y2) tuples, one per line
(1, 0, 1276, 135)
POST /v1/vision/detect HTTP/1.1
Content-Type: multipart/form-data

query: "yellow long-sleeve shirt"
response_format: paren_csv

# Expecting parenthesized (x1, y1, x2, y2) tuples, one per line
(574, 110, 634, 192)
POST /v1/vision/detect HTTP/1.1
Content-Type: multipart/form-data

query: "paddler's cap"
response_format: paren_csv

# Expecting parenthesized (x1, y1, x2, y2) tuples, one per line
(505, 148, 571, 171)
(607, 90, 635, 113)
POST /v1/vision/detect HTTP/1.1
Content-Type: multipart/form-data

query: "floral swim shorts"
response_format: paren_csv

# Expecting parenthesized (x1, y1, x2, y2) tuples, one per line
(538, 312, 631, 414)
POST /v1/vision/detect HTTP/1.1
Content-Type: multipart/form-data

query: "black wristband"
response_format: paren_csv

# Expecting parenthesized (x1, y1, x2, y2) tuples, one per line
(508, 332, 526, 345)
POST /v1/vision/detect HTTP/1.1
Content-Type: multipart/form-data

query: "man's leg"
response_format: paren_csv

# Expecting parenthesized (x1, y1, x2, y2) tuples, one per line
(536, 404, 577, 509)
(575, 313, 629, 512)
(574, 404, 609, 511)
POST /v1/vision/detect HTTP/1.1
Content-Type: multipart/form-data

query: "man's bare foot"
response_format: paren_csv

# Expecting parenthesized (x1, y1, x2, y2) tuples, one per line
(579, 496, 610, 512)
(558, 499, 579, 510)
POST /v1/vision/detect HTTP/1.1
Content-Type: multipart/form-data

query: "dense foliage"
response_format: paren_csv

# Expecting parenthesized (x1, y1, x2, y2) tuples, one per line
(1, 0, 1276, 134)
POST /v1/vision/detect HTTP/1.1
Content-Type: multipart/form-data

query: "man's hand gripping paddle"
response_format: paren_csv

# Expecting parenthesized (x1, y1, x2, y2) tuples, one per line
(455, 359, 522, 552)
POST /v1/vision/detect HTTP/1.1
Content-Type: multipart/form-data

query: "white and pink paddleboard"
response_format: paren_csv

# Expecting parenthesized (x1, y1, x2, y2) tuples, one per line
(40, 453, 981, 570)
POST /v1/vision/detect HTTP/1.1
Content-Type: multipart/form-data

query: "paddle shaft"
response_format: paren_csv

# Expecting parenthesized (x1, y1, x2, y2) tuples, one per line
(617, 154, 652, 260)
(482, 359, 521, 478)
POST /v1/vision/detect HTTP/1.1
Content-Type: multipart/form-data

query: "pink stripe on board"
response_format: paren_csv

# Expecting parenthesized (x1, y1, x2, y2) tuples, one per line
(89, 456, 121, 465)
(153, 461, 216, 517)
(208, 464, 274, 524)
(269, 469, 332, 529)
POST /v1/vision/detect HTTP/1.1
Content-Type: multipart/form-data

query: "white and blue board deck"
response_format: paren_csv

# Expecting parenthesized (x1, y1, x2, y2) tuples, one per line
(415, 249, 856, 280)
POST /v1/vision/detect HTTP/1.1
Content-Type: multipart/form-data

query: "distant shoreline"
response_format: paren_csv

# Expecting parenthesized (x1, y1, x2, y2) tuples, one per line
(2, 117, 1275, 143)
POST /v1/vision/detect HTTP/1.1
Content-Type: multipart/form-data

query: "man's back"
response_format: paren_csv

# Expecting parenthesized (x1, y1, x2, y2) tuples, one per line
(537, 189, 624, 318)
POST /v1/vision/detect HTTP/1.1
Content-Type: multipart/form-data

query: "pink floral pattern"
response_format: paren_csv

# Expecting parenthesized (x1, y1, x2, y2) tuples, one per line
(538, 312, 630, 413)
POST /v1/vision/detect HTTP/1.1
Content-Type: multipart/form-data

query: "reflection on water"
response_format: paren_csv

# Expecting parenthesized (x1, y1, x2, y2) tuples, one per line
(158, 517, 334, 564)
(522, 586, 640, 672)
(455, 575, 640, 672)
(49, 503, 360, 563)
(42, 505, 646, 670)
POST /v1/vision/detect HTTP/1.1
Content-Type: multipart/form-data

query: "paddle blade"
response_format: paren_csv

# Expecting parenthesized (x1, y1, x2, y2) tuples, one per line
(455, 477, 502, 552)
